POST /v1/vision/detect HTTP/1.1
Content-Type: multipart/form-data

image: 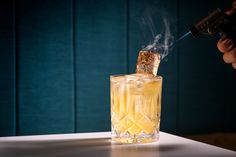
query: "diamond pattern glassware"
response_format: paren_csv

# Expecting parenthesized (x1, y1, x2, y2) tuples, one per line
(110, 74, 162, 143)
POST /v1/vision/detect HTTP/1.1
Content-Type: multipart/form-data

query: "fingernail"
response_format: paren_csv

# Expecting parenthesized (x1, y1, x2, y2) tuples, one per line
(225, 39, 233, 48)
(225, 9, 233, 15)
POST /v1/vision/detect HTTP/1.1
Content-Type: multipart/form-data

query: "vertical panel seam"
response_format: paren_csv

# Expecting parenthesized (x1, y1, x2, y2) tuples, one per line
(72, 0, 77, 133)
(13, 0, 16, 136)
(125, 0, 130, 74)
(176, 0, 180, 134)
(14, 0, 19, 136)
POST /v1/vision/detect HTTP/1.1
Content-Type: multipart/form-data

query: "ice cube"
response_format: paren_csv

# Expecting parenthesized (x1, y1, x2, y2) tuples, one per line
(136, 50, 160, 76)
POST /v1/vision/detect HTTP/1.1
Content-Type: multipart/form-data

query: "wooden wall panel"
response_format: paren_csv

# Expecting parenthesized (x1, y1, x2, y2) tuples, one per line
(177, 0, 235, 134)
(75, 0, 127, 132)
(17, 0, 75, 135)
(0, 0, 16, 136)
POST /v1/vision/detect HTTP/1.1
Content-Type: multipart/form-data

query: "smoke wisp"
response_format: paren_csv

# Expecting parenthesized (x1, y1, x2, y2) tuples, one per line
(142, 17, 174, 60)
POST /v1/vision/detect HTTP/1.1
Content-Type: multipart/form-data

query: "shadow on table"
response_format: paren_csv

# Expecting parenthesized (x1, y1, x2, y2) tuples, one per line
(0, 138, 109, 157)
(0, 137, 225, 157)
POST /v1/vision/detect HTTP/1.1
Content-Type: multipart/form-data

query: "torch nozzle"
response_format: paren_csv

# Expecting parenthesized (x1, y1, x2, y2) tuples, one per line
(190, 8, 225, 37)
(189, 8, 236, 41)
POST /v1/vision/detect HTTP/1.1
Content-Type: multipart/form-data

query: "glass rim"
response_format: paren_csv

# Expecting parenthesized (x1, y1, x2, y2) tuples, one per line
(110, 74, 162, 80)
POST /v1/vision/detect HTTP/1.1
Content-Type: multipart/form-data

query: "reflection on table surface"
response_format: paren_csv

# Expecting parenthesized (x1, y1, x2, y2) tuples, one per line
(0, 132, 235, 157)
(0, 137, 186, 157)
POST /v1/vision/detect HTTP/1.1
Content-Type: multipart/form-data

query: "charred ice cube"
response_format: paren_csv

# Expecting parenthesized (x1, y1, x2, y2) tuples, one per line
(136, 50, 160, 76)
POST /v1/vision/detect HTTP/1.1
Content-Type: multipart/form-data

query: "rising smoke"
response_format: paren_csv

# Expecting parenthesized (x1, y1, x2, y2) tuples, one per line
(143, 18, 174, 60)
(141, 8, 175, 60)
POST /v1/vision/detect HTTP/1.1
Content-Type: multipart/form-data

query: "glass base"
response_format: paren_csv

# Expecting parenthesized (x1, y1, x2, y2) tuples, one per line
(111, 131, 159, 144)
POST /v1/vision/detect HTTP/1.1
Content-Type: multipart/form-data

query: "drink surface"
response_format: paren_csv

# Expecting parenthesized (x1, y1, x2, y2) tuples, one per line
(110, 74, 162, 143)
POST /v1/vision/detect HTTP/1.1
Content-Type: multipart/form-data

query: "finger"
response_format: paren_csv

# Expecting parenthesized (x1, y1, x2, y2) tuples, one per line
(232, 62, 236, 69)
(217, 38, 234, 53)
(225, 8, 235, 15)
(233, 0, 236, 9)
(223, 48, 236, 63)
(225, 1, 236, 15)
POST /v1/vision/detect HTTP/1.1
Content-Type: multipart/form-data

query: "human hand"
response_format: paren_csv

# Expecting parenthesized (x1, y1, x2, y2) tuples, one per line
(217, 1, 236, 69)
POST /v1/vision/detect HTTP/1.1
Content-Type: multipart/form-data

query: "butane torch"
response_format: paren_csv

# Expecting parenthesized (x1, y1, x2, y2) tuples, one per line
(189, 8, 236, 41)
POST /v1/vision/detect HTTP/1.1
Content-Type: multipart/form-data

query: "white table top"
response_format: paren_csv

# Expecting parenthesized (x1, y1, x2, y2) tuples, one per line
(0, 132, 235, 157)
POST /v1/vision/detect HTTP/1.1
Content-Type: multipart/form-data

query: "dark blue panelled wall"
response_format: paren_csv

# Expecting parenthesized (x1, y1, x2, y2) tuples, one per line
(17, 0, 74, 135)
(0, 0, 16, 136)
(75, 0, 127, 132)
(0, 0, 235, 136)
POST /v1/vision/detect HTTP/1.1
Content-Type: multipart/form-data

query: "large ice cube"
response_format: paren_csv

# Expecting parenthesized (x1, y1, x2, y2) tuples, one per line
(136, 50, 160, 76)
